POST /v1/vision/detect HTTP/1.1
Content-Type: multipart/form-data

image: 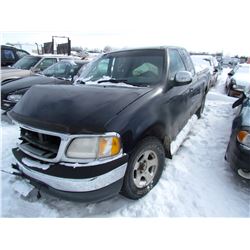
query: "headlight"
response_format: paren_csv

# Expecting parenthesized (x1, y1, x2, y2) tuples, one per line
(237, 130, 250, 148)
(98, 136, 121, 158)
(230, 79, 236, 88)
(66, 135, 121, 159)
(7, 94, 23, 103)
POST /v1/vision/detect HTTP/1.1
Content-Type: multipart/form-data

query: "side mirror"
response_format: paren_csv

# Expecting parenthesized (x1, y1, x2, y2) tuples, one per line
(232, 92, 246, 108)
(175, 71, 192, 86)
(31, 67, 40, 73)
(228, 71, 234, 76)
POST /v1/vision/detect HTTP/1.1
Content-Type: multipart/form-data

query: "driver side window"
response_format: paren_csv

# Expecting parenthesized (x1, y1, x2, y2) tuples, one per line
(168, 49, 186, 81)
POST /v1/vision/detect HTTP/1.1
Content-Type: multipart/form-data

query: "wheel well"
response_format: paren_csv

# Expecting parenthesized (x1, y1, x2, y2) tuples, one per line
(205, 85, 208, 94)
(137, 124, 171, 158)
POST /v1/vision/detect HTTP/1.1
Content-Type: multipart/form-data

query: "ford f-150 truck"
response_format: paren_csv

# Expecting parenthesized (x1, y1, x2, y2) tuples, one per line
(9, 46, 209, 202)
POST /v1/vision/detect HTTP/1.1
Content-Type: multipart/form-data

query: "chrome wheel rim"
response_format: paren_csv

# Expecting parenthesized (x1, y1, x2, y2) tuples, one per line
(133, 150, 159, 188)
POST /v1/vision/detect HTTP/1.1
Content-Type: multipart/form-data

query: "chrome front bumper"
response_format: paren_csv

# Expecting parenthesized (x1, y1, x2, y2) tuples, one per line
(15, 156, 127, 193)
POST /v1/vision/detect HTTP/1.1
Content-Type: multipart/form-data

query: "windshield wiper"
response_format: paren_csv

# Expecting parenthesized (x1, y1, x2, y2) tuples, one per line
(97, 78, 128, 84)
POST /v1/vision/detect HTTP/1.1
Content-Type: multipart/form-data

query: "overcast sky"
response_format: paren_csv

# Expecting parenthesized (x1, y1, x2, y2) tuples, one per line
(1, 0, 249, 56)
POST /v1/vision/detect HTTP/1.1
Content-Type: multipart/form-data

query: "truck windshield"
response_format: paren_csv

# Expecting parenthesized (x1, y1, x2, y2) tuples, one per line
(12, 56, 41, 70)
(78, 50, 165, 87)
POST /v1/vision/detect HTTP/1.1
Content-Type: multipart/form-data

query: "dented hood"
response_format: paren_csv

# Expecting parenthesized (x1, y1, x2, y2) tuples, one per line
(9, 84, 151, 134)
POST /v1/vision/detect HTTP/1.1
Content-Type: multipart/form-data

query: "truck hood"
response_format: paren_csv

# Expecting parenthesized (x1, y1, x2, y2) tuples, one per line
(9, 84, 152, 134)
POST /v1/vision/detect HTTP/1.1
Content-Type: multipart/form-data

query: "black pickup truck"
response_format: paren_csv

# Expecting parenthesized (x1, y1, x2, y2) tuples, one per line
(9, 46, 209, 202)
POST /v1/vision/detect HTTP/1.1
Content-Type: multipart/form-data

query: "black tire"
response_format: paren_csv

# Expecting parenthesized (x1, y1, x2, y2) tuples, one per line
(121, 137, 165, 200)
(196, 94, 206, 119)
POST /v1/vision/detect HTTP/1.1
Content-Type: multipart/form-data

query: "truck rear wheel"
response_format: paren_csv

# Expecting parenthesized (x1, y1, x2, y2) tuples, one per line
(121, 137, 165, 200)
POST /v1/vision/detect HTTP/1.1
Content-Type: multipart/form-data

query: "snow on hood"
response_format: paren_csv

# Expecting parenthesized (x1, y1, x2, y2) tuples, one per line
(75, 75, 141, 88)
(233, 73, 250, 87)
(194, 65, 205, 73)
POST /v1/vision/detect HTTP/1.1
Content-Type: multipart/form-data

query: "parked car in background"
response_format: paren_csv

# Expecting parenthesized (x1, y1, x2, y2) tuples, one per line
(222, 57, 240, 68)
(229, 57, 240, 68)
(191, 55, 219, 87)
(9, 46, 209, 202)
(225, 64, 250, 97)
(222, 56, 231, 68)
(1, 54, 79, 84)
(225, 91, 250, 179)
(1, 60, 87, 112)
(1, 45, 30, 67)
(71, 47, 89, 59)
(191, 55, 212, 90)
(239, 57, 247, 64)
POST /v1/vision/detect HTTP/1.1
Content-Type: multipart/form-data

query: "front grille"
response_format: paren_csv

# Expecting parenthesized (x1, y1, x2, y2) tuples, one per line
(19, 128, 61, 159)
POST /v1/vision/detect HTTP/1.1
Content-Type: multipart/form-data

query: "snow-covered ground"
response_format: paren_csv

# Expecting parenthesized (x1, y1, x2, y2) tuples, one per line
(1, 69, 249, 217)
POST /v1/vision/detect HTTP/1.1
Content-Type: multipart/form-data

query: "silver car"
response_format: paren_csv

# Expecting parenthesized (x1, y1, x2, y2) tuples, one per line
(191, 55, 219, 87)
(225, 64, 250, 97)
(1, 55, 79, 84)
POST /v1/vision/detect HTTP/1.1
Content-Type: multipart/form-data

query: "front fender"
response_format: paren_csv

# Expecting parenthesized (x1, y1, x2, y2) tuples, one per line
(105, 88, 167, 154)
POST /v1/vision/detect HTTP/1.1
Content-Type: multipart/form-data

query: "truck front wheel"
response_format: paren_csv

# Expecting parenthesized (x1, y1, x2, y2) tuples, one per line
(121, 137, 165, 200)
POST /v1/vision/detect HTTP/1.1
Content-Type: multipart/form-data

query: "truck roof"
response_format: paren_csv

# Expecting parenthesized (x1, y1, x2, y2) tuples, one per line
(105, 46, 186, 55)
(1, 44, 29, 53)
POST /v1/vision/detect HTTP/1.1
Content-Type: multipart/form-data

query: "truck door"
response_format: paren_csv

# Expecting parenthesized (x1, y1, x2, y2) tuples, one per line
(163, 49, 191, 140)
(180, 49, 203, 116)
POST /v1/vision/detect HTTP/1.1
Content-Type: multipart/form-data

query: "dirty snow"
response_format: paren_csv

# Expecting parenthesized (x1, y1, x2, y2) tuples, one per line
(1, 68, 249, 217)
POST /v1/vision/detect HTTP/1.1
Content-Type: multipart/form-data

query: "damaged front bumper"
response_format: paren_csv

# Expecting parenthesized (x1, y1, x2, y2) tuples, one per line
(13, 148, 128, 202)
